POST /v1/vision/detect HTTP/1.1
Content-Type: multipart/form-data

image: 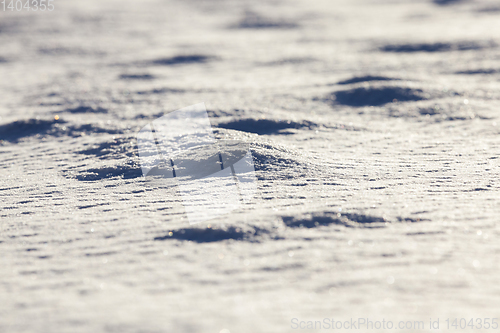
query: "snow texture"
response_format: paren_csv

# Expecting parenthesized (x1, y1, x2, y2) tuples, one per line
(1, 0, 500, 332)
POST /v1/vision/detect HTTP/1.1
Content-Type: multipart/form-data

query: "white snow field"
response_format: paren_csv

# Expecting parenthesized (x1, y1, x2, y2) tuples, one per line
(1, 0, 500, 332)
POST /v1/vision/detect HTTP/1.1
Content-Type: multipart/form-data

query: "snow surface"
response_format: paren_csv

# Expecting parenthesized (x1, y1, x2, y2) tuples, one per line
(1, 0, 500, 332)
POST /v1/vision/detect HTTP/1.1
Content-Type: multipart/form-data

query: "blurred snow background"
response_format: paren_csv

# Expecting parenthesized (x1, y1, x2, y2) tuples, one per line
(1, 0, 500, 332)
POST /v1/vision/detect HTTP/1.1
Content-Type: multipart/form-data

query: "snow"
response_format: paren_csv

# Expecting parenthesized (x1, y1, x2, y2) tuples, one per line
(1, 0, 500, 332)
